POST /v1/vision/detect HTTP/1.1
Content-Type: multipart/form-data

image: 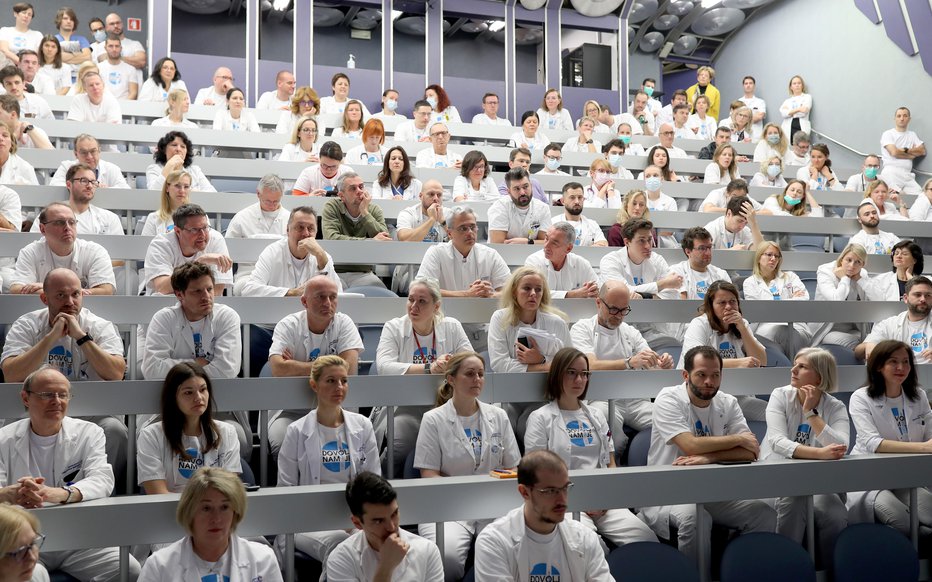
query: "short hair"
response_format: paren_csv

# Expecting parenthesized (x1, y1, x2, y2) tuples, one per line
(345, 471, 396, 519)
(725, 195, 750, 216)
(864, 340, 920, 400)
(642, 77, 657, 86)
(0, 504, 41, 554)
(276, 70, 293, 83)
(335, 171, 361, 194)
(683, 345, 723, 373)
(88, 17, 103, 30)
(12, 3, 33, 16)
(311, 355, 348, 383)
(176, 468, 247, 535)
(170, 261, 213, 293)
(561, 181, 584, 195)
(835, 243, 867, 269)
(257, 173, 284, 194)
(504, 166, 530, 186)
(672, 103, 689, 114)
(545, 347, 588, 401)
(509, 147, 532, 162)
(482, 92, 499, 103)
(318, 140, 344, 161)
(361, 118, 384, 145)
(550, 222, 576, 247)
(172, 203, 207, 230)
(602, 139, 626, 153)
(672, 89, 687, 100)
(73, 133, 98, 148)
(543, 143, 561, 156)
(0, 94, 19, 116)
(460, 150, 489, 180)
(621, 217, 653, 242)
(681, 226, 712, 251)
(65, 163, 94, 183)
(714, 125, 732, 137)
(794, 348, 838, 394)
(413, 99, 431, 111)
(288, 205, 316, 227)
(697, 65, 715, 79)
(517, 450, 566, 488)
(743, 75, 756, 84)
(792, 131, 811, 146)
(37, 201, 72, 224)
(446, 206, 475, 230)
(330, 72, 349, 89)
(905, 275, 932, 295)
(154, 131, 194, 167)
(520, 110, 540, 126)
(895, 106, 911, 117)
(161, 362, 220, 459)
(890, 241, 923, 276)
(0, 65, 25, 84)
(16, 49, 37, 61)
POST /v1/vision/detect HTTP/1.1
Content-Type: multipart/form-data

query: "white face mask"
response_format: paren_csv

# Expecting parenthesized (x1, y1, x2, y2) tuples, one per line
(593, 172, 612, 187)
(645, 176, 662, 192)
(426, 96, 438, 109)
(767, 164, 781, 178)
(608, 154, 622, 167)
(546, 158, 560, 171)
(385, 99, 398, 111)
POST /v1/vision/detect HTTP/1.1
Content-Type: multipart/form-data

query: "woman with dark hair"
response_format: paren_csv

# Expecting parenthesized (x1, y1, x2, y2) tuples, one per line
(319, 73, 371, 128)
(796, 143, 842, 191)
(39, 35, 72, 95)
(345, 118, 386, 165)
(415, 351, 520, 581)
(137, 362, 240, 495)
(866, 240, 924, 301)
(371, 145, 422, 200)
(146, 130, 215, 192)
(212, 87, 259, 133)
(138, 56, 187, 102)
(508, 110, 550, 151)
(847, 340, 932, 533)
(275, 85, 320, 136)
(525, 347, 658, 546)
(703, 143, 739, 185)
(425, 83, 460, 124)
(453, 150, 497, 202)
(761, 179, 822, 217)
(639, 145, 679, 182)
(536, 88, 573, 131)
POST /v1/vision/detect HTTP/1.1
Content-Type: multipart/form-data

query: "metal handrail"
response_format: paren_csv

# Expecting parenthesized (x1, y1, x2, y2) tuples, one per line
(813, 127, 931, 179)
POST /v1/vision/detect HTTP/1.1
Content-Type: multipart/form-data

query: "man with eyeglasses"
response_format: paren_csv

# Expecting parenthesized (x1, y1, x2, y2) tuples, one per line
(552, 182, 606, 247)
(65, 71, 122, 125)
(784, 131, 811, 166)
(9, 202, 115, 295)
(668, 226, 732, 301)
(475, 450, 612, 581)
(322, 171, 391, 289)
(488, 167, 551, 245)
(570, 281, 672, 453)
(225, 173, 289, 291)
(50, 135, 129, 189)
(471, 92, 511, 126)
(194, 66, 235, 106)
(534, 143, 568, 176)
(33, 164, 124, 236)
(0, 366, 142, 580)
(415, 122, 463, 169)
(656, 122, 688, 159)
(525, 223, 598, 299)
(256, 70, 296, 111)
(142, 203, 233, 295)
(844, 154, 882, 193)
(293, 140, 352, 196)
(396, 179, 451, 243)
(641, 346, 775, 571)
(394, 100, 433, 143)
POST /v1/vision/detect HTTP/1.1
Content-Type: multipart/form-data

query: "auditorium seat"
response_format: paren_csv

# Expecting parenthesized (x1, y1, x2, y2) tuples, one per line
(720, 532, 816, 582)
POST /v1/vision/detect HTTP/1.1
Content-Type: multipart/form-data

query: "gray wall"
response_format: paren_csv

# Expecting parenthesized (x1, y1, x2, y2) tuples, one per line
(712, 0, 931, 175)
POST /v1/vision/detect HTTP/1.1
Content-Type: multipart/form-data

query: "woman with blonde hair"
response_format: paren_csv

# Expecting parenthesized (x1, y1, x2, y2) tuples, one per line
(761, 179, 822, 217)
(579, 99, 610, 132)
(141, 169, 191, 235)
(685, 65, 720, 120)
(608, 189, 650, 246)
(813, 243, 870, 351)
(750, 155, 788, 188)
(726, 105, 754, 143)
(278, 115, 319, 162)
(414, 351, 520, 581)
(780, 75, 812, 137)
(66, 61, 98, 95)
(862, 179, 908, 220)
(152, 88, 197, 130)
(0, 503, 47, 581)
(703, 143, 739, 185)
(345, 118, 386, 165)
(537, 88, 573, 131)
(331, 99, 365, 139)
(275, 85, 320, 135)
(753, 123, 788, 162)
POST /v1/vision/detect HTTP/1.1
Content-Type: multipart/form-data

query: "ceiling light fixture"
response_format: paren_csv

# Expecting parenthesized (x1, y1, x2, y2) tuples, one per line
(488, 21, 506, 32)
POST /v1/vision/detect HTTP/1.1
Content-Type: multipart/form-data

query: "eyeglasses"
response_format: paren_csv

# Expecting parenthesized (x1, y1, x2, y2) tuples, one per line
(299, 128, 318, 134)
(26, 390, 72, 401)
(76, 148, 99, 156)
(298, 100, 316, 107)
(659, 131, 674, 136)
(72, 177, 100, 187)
(454, 224, 478, 233)
(601, 301, 631, 316)
(180, 226, 210, 235)
(320, 162, 339, 172)
(535, 482, 574, 497)
(692, 245, 713, 253)
(762, 252, 782, 259)
(41, 219, 78, 228)
(216, 75, 234, 81)
(4, 534, 44, 562)
(565, 369, 591, 380)
(430, 131, 450, 138)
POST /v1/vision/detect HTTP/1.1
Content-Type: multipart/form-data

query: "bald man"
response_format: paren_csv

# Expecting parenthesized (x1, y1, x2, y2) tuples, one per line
(396, 179, 451, 242)
(194, 66, 235, 106)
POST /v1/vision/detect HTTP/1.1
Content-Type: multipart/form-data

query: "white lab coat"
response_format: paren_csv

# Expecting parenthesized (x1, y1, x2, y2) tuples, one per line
(415, 242, 511, 293)
(524, 400, 613, 468)
(847, 387, 932, 523)
(327, 528, 444, 582)
(864, 271, 903, 302)
(761, 385, 849, 460)
(864, 311, 932, 364)
(474, 507, 613, 582)
(488, 309, 570, 374)
(236, 237, 341, 297)
(375, 315, 472, 375)
(145, 163, 215, 192)
(414, 400, 521, 476)
(139, 535, 283, 582)
(0, 417, 114, 500)
(779, 93, 812, 136)
(278, 409, 380, 486)
(0, 153, 38, 185)
(49, 159, 130, 189)
(524, 250, 599, 299)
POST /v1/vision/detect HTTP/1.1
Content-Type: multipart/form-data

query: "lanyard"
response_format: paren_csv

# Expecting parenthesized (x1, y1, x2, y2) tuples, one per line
(413, 329, 436, 364)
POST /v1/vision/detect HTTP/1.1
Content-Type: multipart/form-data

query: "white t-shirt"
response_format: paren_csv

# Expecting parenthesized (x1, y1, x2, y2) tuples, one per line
(29, 205, 124, 235)
(317, 424, 352, 485)
(552, 214, 606, 247)
(194, 86, 227, 106)
(256, 90, 291, 111)
(508, 131, 550, 152)
(138, 78, 188, 102)
(11, 238, 115, 290)
(345, 144, 387, 166)
(415, 242, 511, 292)
(487, 197, 552, 241)
(452, 175, 498, 202)
(880, 128, 923, 171)
(31, 70, 60, 95)
(293, 164, 351, 195)
(269, 311, 364, 362)
(97, 60, 137, 99)
(327, 528, 444, 582)
(525, 525, 572, 581)
(1, 308, 123, 381)
(66, 93, 122, 124)
(686, 114, 718, 141)
(142, 229, 233, 294)
(212, 109, 260, 133)
(394, 120, 430, 143)
(524, 250, 598, 299)
(136, 420, 240, 492)
(536, 108, 573, 132)
(141, 303, 242, 380)
(865, 312, 932, 364)
(0, 27, 42, 53)
(472, 114, 511, 126)
(704, 216, 753, 249)
(848, 229, 901, 255)
(678, 315, 755, 368)
(570, 314, 650, 362)
(668, 260, 732, 299)
(396, 204, 450, 242)
(18, 93, 53, 120)
(414, 148, 463, 169)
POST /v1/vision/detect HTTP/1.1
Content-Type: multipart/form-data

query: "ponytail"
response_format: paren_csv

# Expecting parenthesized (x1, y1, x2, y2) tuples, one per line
(435, 380, 453, 408)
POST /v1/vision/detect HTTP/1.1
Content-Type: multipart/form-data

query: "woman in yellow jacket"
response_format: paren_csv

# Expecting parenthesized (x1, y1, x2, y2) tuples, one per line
(685, 66, 721, 121)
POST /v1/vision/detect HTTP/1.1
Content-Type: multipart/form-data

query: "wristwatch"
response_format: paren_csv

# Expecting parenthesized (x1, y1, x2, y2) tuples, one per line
(805, 408, 819, 419)
(23, 124, 34, 133)
(527, 237, 534, 245)
(76, 333, 94, 346)
(903, 147, 909, 154)
(61, 485, 75, 504)
(424, 362, 431, 374)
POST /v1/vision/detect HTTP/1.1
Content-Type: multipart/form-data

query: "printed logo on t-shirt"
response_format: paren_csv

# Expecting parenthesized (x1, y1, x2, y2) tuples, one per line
(413, 347, 436, 365)
(200, 574, 229, 582)
(321, 440, 351, 472)
(178, 447, 205, 479)
(47, 345, 74, 377)
(909, 332, 928, 354)
(530, 563, 560, 582)
(465, 428, 482, 461)
(794, 423, 811, 445)
(434, 160, 448, 168)
(366, 154, 379, 164)
(770, 284, 782, 300)
(874, 241, 886, 254)
(12, 36, 26, 50)
(107, 71, 122, 86)
(193, 333, 206, 358)
(423, 226, 441, 243)
(718, 341, 738, 359)
(892, 407, 908, 438)
(695, 280, 708, 299)
(566, 420, 594, 448)
(694, 419, 711, 437)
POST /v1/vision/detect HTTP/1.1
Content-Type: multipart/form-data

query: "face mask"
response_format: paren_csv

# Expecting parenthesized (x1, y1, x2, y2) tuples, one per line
(94, 30, 107, 43)
(645, 176, 662, 191)
(767, 134, 780, 145)
(644, 87, 654, 97)
(620, 135, 632, 145)
(865, 167, 878, 180)
(546, 158, 560, 171)
(608, 154, 622, 167)
(767, 164, 781, 178)
(385, 99, 398, 111)
(426, 96, 438, 109)
(593, 173, 611, 186)
(783, 195, 802, 206)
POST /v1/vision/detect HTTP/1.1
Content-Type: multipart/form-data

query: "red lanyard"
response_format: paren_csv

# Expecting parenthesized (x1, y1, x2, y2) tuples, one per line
(413, 330, 436, 363)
